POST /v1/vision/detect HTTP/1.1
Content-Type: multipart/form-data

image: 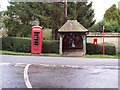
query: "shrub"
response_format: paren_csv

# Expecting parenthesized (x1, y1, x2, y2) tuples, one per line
(86, 43, 116, 55)
(42, 29, 52, 40)
(2, 37, 116, 55)
(42, 40, 59, 53)
(2, 37, 59, 53)
(2, 37, 31, 53)
(118, 52, 120, 54)
(100, 43, 116, 55)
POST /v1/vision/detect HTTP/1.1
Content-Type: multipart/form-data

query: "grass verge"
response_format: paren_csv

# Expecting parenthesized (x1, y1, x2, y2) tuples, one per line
(1, 50, 119, 58)
(85, 54, 119, 58)
(1, 50, 60, 57)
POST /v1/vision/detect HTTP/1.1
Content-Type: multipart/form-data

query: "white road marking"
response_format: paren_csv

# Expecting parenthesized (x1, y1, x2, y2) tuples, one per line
(39, 64, 50, 67)
(90, 69, 103, 74)
(0, 63, 10, 66)
(1, 62, 117, 70)
(66, 65, 73, 68)
(71, 65, 79, 68)
(24, 64, 32, 88)
(14, 63, 26, 67)
(38, 64, 118, 70)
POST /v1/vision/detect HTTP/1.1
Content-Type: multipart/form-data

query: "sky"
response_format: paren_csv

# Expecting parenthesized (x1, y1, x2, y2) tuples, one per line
(0, 0, 119, 22)
(88, 0, 119, 22)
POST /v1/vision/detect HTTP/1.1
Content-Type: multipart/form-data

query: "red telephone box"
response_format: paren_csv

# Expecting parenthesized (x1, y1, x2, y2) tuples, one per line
(94, 39, 97, 46)
(31, 26, 42, 53)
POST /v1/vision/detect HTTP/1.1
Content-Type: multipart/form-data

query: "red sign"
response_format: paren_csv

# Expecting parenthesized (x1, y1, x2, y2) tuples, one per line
(94, 39, 97, 46)
(31, 26, 42, 53)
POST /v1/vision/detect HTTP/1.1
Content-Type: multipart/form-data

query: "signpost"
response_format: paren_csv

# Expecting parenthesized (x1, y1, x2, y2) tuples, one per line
(103, 26, 105, 55)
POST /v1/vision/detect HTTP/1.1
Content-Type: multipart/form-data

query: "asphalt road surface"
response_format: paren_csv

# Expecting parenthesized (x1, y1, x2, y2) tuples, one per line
(0, 55, 119, 88)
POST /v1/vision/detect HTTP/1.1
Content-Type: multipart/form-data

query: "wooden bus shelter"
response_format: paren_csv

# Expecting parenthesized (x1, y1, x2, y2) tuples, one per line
(58, 20, 88, 56)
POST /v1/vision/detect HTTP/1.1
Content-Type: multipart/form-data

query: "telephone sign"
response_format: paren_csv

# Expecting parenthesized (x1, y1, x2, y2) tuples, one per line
(94, 39, 97, 46)
(31, 26, 42, 53)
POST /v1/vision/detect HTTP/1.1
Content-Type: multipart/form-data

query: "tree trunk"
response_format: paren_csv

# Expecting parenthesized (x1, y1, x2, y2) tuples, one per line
(52, 28, 55, 40)
(55, 29, 58, 40)
(52, 29, 58, 40)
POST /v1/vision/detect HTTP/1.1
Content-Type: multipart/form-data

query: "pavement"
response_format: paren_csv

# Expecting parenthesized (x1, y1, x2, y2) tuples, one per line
(0, 55, 119, 88)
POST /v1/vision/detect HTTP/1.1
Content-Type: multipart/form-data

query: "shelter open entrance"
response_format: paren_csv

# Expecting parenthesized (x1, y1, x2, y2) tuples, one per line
(63, 33, 83, 53)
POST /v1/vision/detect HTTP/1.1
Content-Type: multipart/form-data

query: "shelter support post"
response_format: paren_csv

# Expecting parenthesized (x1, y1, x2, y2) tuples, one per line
(59, 34, 63, 55)
(81, 34, 86, 55)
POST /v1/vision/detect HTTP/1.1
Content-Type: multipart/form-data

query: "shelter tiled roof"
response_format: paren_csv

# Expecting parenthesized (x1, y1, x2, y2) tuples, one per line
(58, 20, 88, 32)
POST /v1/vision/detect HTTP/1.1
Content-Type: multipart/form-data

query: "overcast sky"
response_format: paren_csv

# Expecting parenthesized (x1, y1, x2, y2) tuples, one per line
(88, 0, 119, 22)
(0, 0, 119, 22)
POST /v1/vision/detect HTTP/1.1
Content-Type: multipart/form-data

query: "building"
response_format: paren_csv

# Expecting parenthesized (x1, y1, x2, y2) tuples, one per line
(58, 20, 88, 56)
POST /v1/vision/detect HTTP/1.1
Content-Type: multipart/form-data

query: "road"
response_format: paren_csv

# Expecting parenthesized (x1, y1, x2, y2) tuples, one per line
(0, 55, 119, 88)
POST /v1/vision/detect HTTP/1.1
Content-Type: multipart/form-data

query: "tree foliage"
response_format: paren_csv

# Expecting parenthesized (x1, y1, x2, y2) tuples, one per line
(3, 2, 95, 39)
(94, 20, 120, 32)
(93, 4, 120, 33)
(104, 4, 120, 25)
(3, 2, 33, 37)
(67, 2, 95, 28)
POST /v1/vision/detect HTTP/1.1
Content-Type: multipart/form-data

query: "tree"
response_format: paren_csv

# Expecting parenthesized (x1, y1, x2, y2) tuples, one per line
(76, 2, 96, 28)
(3, 2, 33, 37)
(104, 4, 120, 25)
(67, 2, 95, 28)
(94, 20, 120, 32)
(3, 2, 95, 39)
(0, 11, 3, 29)
(93, 4, 120, 33)
(3, 2, 65, 38)
(28, 2, 66, 39)
(31, 2, 95, 39)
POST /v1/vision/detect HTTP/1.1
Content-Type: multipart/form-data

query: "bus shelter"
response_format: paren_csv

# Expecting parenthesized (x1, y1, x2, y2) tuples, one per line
(58, 20, 88, 56)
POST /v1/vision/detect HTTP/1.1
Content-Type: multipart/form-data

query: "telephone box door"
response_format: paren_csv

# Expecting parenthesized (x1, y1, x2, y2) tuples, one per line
(31, 26, 42, 53)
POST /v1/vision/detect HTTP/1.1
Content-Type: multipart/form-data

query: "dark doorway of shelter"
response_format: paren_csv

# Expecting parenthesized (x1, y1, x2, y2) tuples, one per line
(63, 33, 83, 55)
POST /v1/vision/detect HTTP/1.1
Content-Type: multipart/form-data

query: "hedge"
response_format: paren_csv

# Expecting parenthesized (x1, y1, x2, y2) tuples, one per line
(2, 37, 31, 53)
(86, 43, 116, 55)
(42, 40, 59, 53)
(1, 37, 59, 53)
(1, 37, 116, 55)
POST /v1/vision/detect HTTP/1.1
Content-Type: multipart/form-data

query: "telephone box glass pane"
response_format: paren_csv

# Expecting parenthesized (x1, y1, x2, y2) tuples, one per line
(34, 32, 40, 45)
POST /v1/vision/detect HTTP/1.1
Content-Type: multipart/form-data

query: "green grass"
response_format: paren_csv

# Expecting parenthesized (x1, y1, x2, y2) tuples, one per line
(1, 50, 119, 58)
(1, 50, 60, 56)
(85, 54, 119, 58)
(1, 50, 31, 55)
